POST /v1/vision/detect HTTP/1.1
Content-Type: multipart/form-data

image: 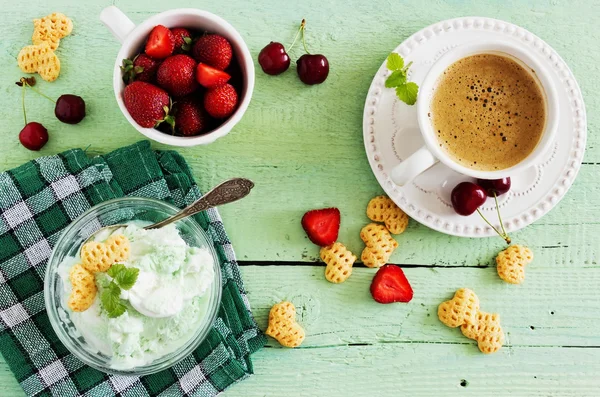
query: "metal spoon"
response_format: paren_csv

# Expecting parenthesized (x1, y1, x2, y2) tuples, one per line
(81, 177, 254, 249)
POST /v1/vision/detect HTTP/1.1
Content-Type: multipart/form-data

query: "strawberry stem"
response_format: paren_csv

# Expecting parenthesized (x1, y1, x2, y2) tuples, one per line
(287, 19, 305, 52)
(21, 83, 27, 125)
(476, 208, 511, 244)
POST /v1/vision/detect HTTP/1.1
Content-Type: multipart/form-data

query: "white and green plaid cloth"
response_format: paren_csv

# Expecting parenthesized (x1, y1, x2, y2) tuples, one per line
(0, 141, 265, 396)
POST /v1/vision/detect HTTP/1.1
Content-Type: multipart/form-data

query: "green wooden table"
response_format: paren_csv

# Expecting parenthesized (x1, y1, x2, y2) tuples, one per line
(1, 0, 599, 395)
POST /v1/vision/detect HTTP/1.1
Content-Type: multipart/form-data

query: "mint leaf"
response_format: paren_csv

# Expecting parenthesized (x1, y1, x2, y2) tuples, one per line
(101, 284, 120, 313)
(116, 267, 139, 291)
(107, 264, 126, 279)
(385, 70, 407, 88)
(396, 82, 419, 105)
(100, 282, 127, 318)
(108, 303, 127, 318)
(386, 53, 404, 71)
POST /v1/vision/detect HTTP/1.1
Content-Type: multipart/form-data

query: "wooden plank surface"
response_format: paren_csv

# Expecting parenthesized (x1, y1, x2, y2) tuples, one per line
(0, 0, 598, 395)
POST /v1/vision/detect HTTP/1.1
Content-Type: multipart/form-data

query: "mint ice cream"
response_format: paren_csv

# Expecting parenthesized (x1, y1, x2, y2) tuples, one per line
(57, 223, 215, 370)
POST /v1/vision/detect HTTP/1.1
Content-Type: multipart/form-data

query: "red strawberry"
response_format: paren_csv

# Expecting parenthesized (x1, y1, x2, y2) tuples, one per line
(123, 81, 172, 128)
(370, 265, 413, 304)
(301, 208, 340, 247)
(171, 27, 192, 53)
(203, 83, 238, 119)
(156, 54, 198, 97)
(192, 34, 233, 70)
(175, 97, 208, 136)
(145, 25, 175, 59)
(134, 54, 161, 82)
(196, 63, 231, 88)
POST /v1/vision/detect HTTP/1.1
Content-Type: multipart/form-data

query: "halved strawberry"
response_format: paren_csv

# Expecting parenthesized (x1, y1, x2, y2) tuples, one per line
(301, 208, 340, 247)
(370, 265, 413, 304)
(196, 63, 231, 88)
(145, 25, 175, 59)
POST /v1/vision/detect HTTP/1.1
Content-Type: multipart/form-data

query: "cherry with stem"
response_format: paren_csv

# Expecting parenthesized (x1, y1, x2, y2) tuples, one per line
(451, 181, 511, 244)
(17, 78, 49, 151)
(296, 19, 329, 85)
(21, 78, 86, 124)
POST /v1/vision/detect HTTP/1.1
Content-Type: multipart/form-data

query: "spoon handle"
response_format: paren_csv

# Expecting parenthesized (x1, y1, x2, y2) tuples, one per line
(145, 178, 254, 230)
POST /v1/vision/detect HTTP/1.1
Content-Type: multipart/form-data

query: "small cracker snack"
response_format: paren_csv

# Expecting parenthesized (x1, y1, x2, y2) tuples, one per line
(68, 264, 97, 312)
(32, 12, 73, 50)
(366, 195, 409, 234)
(360, 223, 398, 268)
(81, 241, 113, 273)
(105, 234, 131, 263)
(321, 242, 356, 283)
(17, 42, 61, 82)
(461, 311, 504, 354)
(437, 288, 480, 328)
(265, 301, 306, 348)
(32, 18, 62, 51)
(496, 244, 534, 284)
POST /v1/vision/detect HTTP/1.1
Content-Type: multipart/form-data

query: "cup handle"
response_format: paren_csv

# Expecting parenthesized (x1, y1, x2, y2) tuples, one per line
(100, 6, 136, 43)
(391, 146, 438, 186)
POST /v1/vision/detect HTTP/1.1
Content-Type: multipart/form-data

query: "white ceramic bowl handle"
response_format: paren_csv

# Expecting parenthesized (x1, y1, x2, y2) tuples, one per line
(100, 6, 136, 43)
(391, 146, 438, 186)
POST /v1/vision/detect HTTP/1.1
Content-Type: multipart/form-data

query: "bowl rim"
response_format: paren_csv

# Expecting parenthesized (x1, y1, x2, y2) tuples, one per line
(112, 8, 255, 147)
(44, 196, 222, 376)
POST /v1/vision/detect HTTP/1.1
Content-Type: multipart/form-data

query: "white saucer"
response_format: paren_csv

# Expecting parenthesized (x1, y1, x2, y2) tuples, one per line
(362, 17, 587, 238)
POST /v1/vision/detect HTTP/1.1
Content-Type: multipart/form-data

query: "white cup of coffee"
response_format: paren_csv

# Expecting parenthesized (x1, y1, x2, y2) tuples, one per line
(391, 41, 559, 186)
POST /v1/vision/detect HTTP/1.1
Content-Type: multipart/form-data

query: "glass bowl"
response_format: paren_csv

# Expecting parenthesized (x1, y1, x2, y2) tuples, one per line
(44, 197, 222, 376)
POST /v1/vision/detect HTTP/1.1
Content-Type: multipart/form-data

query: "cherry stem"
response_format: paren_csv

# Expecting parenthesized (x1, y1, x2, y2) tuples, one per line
(21, 84, 27, 125)
(287, 19, 306, 52)
(494, 192, 509, 237)
(476, 208, 511, 245)
(300, 19, 310, 54)
(23, 81, 56, 103)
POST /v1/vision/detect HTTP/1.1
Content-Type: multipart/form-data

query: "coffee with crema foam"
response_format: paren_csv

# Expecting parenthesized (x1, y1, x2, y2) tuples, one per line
(430, 53, 546, 171)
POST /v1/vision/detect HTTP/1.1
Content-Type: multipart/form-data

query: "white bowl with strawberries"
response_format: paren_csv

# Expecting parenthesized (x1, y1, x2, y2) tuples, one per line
(100, 6, 254, 146)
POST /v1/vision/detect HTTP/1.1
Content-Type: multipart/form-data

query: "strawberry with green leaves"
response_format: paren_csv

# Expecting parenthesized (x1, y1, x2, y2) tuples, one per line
(123, 81, 174, 129)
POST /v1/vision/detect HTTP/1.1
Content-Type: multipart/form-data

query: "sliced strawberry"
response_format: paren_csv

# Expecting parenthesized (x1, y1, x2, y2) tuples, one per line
(370, 265, 413, 304)
(196, 63, 231, 88)
(301, 208, 340, 247)
(145, 25, 175, 59)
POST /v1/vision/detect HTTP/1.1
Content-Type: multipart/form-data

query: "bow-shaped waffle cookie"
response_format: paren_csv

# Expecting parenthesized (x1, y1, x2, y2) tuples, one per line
(360, 223, 398, 268)
(265, 301, 306, 348)
(461, 311, 505, 354)
(496, 244, 533, 284)
(320, 242, 356, 283)
(81, 234, 130, 273)
(437, 288, 480, 328)
(68, 264, 97, 312)
(366, 195, 409, 234)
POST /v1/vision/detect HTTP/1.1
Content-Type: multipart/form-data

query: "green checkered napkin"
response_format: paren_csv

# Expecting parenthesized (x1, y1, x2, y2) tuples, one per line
(0, 141, 265, 396)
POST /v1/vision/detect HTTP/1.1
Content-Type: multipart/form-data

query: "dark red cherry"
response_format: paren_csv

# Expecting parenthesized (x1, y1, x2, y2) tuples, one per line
(477, 177, 511, 197)
(19, 122, 48, 151)
(258, 42, 290, 75)
(296, 54, 329, 85)
(451, 182, 487, 216)
(55, 94, 86, 124)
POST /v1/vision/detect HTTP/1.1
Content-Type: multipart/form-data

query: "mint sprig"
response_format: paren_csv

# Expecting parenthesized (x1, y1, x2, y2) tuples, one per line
(385, 53, 419, 105)
(100, 264, 139, 318)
